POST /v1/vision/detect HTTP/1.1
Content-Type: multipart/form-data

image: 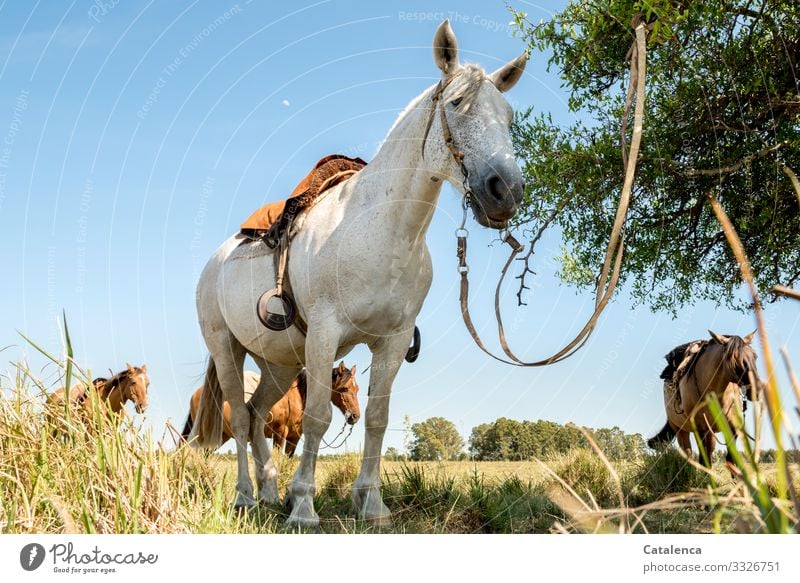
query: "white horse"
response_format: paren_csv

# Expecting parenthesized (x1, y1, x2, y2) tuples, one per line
(192, 20, 526, 528)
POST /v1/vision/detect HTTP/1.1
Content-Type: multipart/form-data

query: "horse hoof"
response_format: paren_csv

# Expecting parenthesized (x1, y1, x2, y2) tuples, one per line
(234, 493, 257, 512)
(285, 511, 320, 530)
(234, 503, 254, 515)
(259, 493, 281, 506)
(365, 513, 393, 528)
(258, 484, 280, 505)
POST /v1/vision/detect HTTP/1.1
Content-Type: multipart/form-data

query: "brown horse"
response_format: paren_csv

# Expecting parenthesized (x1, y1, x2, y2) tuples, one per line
(182, 362, 359, 456)
(46, 363, 150, 429)
(648, 331, 760, 467)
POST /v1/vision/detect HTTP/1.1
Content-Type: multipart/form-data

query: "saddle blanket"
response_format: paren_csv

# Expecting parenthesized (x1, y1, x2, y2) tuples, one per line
(660, 339, 707, 414)
(241, 154, 367, 240)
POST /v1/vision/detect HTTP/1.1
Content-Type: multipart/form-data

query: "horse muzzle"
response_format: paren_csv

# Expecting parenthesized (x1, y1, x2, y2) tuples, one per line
(135, 403, 148, 414)
(345, 411, 360, 425)
(468, 159, 523, 230)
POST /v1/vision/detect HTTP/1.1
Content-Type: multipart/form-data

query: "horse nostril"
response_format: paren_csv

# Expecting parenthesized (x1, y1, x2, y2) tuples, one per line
(485, 174, 506, 201)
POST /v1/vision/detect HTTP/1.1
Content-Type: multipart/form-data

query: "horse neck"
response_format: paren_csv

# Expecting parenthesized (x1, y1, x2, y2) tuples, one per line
(330, 373, 347, 411)
(100, 378, 126, 413)
(352, 86, 449, 243)
(696, 344, 736, 395)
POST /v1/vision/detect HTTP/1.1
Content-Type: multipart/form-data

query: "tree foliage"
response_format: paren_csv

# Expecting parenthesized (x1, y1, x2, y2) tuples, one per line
(468, 418, 646, 461)
(510, 1, 800, 312)
(409, 417, 465, 461)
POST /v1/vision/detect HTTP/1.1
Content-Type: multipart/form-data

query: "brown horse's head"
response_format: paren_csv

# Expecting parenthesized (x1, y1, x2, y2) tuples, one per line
(123, 363, 151, 413)
(709, 330, 760, 401)
(331, 361, 360, 425)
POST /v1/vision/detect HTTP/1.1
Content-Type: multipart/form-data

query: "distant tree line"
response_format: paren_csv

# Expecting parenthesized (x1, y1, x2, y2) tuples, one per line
(759, 450, 800, 464)
(388, 416, 647, 462)
(469, 418, 646, 462)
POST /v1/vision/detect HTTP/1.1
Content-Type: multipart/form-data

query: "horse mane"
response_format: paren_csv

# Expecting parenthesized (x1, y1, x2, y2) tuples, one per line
(446, 64, 488, 112)
(94, 368, 136, 398)
(383, 63, 487, 142)
(332, 366, 352, 387)
(722, 335, 753, 374)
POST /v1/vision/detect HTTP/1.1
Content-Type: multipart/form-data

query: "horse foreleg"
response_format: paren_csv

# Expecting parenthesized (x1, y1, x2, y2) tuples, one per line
(724, 434, 740, 478)
(271, 428, 285, 453)
(353, 332, 410, 526)
(248, 361, 298, 505)
(676, 430, 692, 459)
(285, 327, 338, 529)
(698, 431, 716, 468)
(284, 429, 299, 457)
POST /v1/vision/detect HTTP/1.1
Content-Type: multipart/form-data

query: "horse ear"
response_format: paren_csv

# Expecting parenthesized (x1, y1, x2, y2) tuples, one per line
(350, 365, 357, 375)
(709, 330, 730, 344)
(489, 52, 528, 93)
(743, 330, 757, 345)
(433, 20, 459, 76)
(126, 362, 135, 372)
(338, 361, 346, 373)
(140, 364, 147, 372)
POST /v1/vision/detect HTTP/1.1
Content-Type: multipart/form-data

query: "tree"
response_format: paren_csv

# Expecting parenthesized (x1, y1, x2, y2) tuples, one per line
(468, 417, 644, 461)
(510, 1, 800, 312)
(592, 425, 647, 460)
(468, 422, 495, 460)
(409, 417, 465, 461)
(384, 447, 405, 461)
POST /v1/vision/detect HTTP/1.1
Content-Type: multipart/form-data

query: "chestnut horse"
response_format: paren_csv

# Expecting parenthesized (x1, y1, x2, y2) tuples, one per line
(648, 331, 760, 467)
(182, 362, 359, 456)
(46, 363, 150, 430)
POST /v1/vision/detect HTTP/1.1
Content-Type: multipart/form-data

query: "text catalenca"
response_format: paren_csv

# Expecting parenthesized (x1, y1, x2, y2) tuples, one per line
(643, 545, 701, 555)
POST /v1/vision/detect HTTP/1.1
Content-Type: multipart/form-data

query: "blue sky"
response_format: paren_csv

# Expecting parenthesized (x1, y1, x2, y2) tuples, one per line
(1, 0, 797, 454)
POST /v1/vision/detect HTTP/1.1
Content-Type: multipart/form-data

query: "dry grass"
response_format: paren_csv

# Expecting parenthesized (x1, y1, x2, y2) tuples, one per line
(2, 287, 798, 534)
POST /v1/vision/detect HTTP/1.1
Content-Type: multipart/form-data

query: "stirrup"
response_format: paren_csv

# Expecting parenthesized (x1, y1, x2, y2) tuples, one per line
(405, 326, 421, 363)
(256, 288, 297, 331)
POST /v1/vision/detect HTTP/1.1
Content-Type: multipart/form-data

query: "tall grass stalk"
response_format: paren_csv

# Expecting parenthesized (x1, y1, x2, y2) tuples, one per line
(707, 194, 798, 532)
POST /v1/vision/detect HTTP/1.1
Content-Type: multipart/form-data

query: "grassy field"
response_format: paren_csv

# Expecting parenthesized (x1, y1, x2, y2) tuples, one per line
(2, 377, 791, 535)
(2, 355, 798, 534)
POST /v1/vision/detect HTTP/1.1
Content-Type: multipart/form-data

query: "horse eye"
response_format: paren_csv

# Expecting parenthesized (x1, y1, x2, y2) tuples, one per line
(450, 97, 463, 107)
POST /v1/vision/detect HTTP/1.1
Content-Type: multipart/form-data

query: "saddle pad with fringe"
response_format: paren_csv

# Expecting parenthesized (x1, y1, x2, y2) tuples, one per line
(660, 340, 707, 383)
(240, 154, 367, 242)
(662, 339, 715, 415)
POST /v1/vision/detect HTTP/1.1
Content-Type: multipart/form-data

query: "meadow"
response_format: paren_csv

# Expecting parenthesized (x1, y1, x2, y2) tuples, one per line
(2, 364, 796, 535)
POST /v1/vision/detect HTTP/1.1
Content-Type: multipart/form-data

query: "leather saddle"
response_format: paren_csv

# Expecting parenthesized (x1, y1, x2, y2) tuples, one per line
(240, 154, 367, 246)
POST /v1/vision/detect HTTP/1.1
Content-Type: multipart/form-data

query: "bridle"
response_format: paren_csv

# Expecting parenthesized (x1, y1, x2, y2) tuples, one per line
(320, 383, 357, 450)
(421, 23, 648, 367)
(421, 72, 476, 223)
(421, 70, 617, 367)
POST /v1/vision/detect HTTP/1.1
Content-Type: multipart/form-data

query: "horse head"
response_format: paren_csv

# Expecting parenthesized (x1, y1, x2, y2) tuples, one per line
(124, 363, 151, 414)
(709, 330, 760, 400)
(331, 361, 360, 425)
(429, 20, 527, 230)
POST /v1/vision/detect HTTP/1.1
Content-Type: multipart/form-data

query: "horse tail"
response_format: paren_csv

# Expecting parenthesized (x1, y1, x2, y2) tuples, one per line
(647, 421, 676, 448)
(190, 358, 224, 449)
(181, 413, 194, 441)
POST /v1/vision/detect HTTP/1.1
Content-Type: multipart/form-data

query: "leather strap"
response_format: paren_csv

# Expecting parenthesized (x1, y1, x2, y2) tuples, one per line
(256, 226, 308, 335)
(421, 73, 460, 160)
(455, 23, 647, 366)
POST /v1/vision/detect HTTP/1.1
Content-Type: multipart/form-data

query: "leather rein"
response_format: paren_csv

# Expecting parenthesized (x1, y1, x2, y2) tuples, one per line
(426, 23, 647, 367)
